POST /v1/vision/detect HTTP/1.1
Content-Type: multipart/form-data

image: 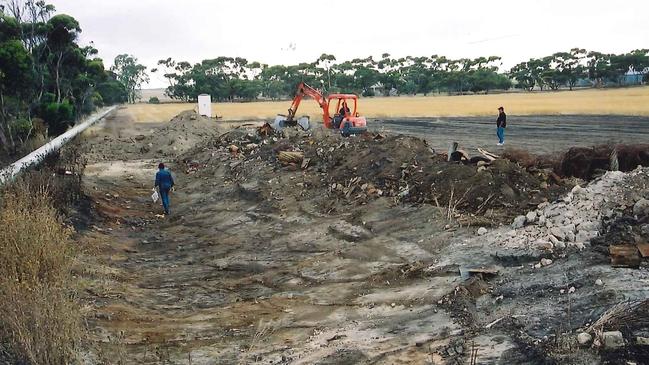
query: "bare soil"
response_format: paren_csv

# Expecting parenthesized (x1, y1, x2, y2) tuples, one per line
(374, 115, 649, 155)
(74, 110, 649, 364)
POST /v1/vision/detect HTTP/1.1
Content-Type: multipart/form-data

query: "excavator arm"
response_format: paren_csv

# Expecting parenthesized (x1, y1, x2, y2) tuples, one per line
(285, 83, 329, 123)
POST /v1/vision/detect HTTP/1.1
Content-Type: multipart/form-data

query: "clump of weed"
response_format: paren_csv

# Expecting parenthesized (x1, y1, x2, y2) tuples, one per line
(0, 183, 83, 364)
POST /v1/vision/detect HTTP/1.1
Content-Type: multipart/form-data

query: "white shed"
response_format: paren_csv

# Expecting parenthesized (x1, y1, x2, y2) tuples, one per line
(198, 94, 212, 117)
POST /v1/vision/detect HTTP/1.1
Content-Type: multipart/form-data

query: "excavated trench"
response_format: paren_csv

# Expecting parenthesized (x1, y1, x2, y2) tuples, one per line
(72, 109, 649, 364)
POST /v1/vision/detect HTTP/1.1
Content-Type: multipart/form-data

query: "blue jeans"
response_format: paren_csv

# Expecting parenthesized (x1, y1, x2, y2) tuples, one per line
(497, 127, 505, 144)
(160, 187, 170, 214)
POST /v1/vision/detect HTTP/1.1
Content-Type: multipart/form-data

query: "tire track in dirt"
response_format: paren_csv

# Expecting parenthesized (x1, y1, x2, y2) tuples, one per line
(76, 110, 470, 364)
(374, 115, 649, 154)
(76, 109, 649, 364)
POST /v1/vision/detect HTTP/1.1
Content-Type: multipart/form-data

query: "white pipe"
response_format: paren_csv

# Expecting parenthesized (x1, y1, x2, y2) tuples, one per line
(0, 105, 117, 186)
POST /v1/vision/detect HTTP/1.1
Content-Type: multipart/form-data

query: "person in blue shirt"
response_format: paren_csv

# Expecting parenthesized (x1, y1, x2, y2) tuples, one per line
(154, 163, 174, 215)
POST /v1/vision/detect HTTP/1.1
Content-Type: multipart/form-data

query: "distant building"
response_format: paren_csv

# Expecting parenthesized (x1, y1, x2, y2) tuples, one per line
(576, 78, 592, 87)
(370, 83, 384, 96)
(621, 66, 647, 85)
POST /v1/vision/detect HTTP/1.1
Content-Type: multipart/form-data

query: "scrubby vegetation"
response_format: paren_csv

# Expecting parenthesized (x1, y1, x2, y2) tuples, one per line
(0, 183, 81, 364)
(0, 0, 147, 161)
(0, 140, 88, 363)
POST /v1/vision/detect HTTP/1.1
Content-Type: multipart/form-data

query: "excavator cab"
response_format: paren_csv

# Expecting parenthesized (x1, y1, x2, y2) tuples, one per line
(328, 94, 367, 136)
(330, 96, 356, 129)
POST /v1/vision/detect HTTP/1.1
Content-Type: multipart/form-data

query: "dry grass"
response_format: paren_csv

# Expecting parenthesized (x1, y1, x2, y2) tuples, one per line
(0, 185, 73, 287)
(127, 86, 649, 123)
(0, 183, 82, 364)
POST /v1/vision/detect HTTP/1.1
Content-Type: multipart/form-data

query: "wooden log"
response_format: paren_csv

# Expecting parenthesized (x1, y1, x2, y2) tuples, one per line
(456, 149, 471, 161)
(477, 148, 499, 161)
(257, 122, 274, 137)
(277, 151, 304, 164)
(448, 142, 459, 162)
(637, 243, 649, 258)
(610, 245, 641, 268)
(473, 158, 492, 165)
(301, 158, 311, 169)
(610, 147, 619, 171)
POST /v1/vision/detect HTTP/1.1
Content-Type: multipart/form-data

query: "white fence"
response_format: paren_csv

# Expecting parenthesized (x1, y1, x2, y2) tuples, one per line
(0, 106, 117, 186)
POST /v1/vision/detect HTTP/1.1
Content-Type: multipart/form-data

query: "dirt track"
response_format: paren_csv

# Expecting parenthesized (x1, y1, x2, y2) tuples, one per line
(78, 112, 469, 363)
(373, 115, 649, 154)
(75, 109, 649, 364)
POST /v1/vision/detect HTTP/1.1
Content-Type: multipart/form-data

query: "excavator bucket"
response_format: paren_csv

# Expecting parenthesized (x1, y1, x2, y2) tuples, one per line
(271, 115, 311, 131)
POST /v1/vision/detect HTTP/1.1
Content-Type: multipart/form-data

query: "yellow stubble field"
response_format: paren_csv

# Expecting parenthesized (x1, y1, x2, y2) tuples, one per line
(125, 86, 649, 123)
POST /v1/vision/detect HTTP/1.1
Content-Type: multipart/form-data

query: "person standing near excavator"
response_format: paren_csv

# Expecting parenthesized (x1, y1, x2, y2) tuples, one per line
(496, 106, 507, 146)
(154, 163, 174, 215)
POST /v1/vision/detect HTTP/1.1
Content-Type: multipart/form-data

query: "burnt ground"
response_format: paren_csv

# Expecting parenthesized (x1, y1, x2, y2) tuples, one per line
(373, 115, 649, 155)
(73, 109, 649, 364)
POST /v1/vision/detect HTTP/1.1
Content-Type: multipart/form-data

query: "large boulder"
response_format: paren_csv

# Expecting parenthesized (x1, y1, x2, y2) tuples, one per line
(577, 332, 592, 346)
(633, 198, 649, 217)
(602, 331, 624, 350)
(512, 215, 526, 229)
(329, 222, 372, 242)
(576, 230, 598, 243)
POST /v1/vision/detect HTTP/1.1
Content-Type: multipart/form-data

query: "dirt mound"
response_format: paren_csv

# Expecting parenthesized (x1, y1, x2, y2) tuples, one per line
(503, 144, 649, 181)
(86, 110, 223, 162)
(559, 144, 649, 180)
(413, 159, 562, 214)
(139, 111, 224, 158)
(293, 134, 563, 218)
(179, 127, 568, 222)
(501, 148, 560, 170)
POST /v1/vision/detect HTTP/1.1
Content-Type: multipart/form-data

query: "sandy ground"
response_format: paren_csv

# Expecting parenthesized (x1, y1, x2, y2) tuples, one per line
(78, 111, 467, 363)
(374, 115, 649, 155)
(129, 86, 649, 123)
(74, 108, 649, 364)
(107, 104, 649, 156)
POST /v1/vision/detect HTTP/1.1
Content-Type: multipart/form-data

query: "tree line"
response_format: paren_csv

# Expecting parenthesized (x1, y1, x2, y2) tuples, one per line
(0, 0, 147, 156)
(154, 54, 512, 102)
(2, 0, 649, 155)
(155, 49, 649, 102)
(510, 48, 649, 91)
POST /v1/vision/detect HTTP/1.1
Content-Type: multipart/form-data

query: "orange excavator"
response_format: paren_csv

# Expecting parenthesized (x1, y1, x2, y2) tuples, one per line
(272, 82, 367, 136)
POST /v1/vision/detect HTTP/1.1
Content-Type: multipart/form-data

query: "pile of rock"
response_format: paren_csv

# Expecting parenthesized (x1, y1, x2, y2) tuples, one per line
(484, 170, 632, 251)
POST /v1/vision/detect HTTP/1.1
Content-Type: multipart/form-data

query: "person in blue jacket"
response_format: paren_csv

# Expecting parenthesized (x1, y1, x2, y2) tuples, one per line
(154, 163, 174, 215)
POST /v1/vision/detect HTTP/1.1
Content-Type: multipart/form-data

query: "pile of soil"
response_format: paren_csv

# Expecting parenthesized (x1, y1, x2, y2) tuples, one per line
(559, 144, 649, 180)
(138, 111, 224, 158)
(179, 125, 569, 222)
(504, 144, 649, 181)
(294, 133, 565, 217)
(86, 111, 223, 161)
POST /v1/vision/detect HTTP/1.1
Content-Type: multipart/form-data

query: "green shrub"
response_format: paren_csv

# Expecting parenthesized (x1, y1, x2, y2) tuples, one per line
(96, 80, 128, 105)
(42, 101, 75, 135)
(41, 92, 56, 104)
(12, 118, 32, 141)
(148, 96, 160, 104)
(92, 91, 104, 107)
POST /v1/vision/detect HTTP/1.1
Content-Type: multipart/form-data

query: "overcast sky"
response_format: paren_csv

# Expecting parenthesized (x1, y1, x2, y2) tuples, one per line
(52, 0, 649, 88)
